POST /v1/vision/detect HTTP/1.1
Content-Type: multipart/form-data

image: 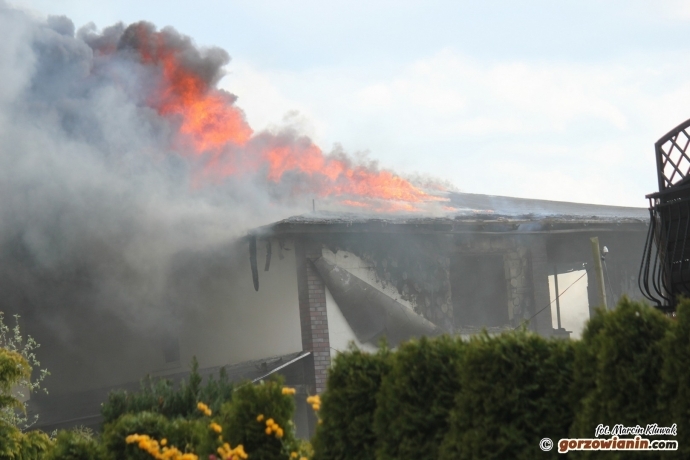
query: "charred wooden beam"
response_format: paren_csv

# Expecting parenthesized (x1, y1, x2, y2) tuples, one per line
(249, 235, 259, 291)
(311, 256, 442, 346)
(264, 239, 272, 272)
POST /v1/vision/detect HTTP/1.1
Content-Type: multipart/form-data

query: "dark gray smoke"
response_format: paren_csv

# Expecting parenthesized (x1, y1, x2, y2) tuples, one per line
(0, 2, 452, 398)
(0, 4, 306, 392)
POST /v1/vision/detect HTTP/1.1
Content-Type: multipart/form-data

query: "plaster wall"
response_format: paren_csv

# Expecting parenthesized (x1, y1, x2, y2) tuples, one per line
(176, 238, 303, 373)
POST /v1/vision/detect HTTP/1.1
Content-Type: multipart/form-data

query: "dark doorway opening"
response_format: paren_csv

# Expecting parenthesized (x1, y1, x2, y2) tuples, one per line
(451, 253, 509, 327)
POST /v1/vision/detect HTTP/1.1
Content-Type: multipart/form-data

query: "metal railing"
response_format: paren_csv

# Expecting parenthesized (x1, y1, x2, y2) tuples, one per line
(639, 117, 690, 311)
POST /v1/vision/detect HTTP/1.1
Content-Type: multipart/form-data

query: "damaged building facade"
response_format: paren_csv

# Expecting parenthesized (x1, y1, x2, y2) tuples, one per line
(249, 192, 649, 396)
(23, 192, 648, 436)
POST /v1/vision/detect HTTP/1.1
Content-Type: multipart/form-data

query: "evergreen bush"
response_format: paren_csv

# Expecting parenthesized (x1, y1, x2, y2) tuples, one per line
(569, 297, 670, 459)
(439, 329, 575, 460)
(374, 335, 465, 460)
(312, 345, 391, 460)
(659, 298, 690, 460)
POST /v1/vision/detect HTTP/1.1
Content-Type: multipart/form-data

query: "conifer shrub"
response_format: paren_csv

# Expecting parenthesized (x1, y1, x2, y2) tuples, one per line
(312, 345, 391, 460)
(569, 297, 670, 458)
(439, 330, 575, 460)
(658, 298, 690, 460)
(374, 335, 465, 460)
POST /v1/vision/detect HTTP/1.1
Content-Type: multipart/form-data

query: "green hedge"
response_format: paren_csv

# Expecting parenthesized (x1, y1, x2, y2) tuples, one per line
(439, 330, 575, 460)
(569, 298, 671, 459)
(5, 297, 690, 459)
(374, 335, 465, 460)
(661, 300, 690, 459)
(313, 297, 690, 460)
(312, 345, 391, 460)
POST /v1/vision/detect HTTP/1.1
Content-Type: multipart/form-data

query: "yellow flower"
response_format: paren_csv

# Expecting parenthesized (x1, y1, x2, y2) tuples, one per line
(196, 402, 212, 417)
(160, 439, 167, 446)
(209, 422, 222, 433)
(126, 433, 199, 460)
(282, 387, 296, 395)
(275, 427, 284, 438)
(265, 427, 272, 435)
(256, 414, 264, 422)
(266, 418, 275, 426)
(290, 453, 298, 459)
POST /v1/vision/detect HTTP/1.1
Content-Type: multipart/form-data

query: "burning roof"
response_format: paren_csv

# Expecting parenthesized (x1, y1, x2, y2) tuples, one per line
(83, 20, 444, 211)
(253, 192, 649, 237)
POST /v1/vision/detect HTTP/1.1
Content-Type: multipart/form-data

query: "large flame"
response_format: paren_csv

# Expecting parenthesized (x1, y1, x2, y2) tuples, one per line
(125, 23, 442, 211)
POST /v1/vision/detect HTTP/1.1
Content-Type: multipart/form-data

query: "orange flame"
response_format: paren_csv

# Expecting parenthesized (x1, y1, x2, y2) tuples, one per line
(134, 25, 252, 152)
(129, 24, 443, 210)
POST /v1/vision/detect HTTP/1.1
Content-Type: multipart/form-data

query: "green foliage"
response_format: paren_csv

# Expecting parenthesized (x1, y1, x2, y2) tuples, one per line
(6, 297, 690, 460)
(101, 357, 233, 424)
(312, 345, 391, 460)
(0, 421, 22, 459)
(0, 348, 30, 412)
(14, 430, 54, 460)
(374, 335, 465, 460)
(659, 298, 690, 459)
(569, 297, 670, 459)
(44, 429, 101, 460)
(100, 411, 177, 460)
(0, 313, 50, 430)
(0, 421, 53, 460)
(0, 348, 53, 460)
(218, 376, 298, 460)
(439, 330, 575, 460)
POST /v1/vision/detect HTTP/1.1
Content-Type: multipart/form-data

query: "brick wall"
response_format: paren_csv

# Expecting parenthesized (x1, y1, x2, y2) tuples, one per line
(295, 238, 331, 394)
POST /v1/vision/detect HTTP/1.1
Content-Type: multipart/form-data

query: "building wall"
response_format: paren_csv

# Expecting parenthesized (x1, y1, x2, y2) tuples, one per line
(23, 238, 304, 395)
(176, 238, 303, 372)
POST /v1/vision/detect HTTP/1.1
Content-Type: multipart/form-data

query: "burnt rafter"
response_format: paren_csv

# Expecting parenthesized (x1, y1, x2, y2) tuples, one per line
(640, 117, 690, 311)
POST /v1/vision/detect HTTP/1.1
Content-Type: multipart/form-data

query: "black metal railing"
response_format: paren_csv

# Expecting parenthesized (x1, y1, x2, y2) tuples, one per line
(640, 117, 690, 311)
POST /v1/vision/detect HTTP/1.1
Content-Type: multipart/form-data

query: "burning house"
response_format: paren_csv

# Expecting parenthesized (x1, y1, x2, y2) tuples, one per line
(22, 191, 649, 436)
(0, 6, 653, 440)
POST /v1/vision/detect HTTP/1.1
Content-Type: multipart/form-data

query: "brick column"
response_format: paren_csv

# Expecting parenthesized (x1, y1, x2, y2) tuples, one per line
(295, 238, 331, 394)
(528, 236, 554, 336)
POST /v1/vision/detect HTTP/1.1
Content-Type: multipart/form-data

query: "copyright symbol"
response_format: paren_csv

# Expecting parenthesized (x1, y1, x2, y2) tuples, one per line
(540, 438, 553, 452)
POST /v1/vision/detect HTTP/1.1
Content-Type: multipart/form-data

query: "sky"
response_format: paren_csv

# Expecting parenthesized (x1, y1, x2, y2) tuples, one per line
(11, 0, 690, 207)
